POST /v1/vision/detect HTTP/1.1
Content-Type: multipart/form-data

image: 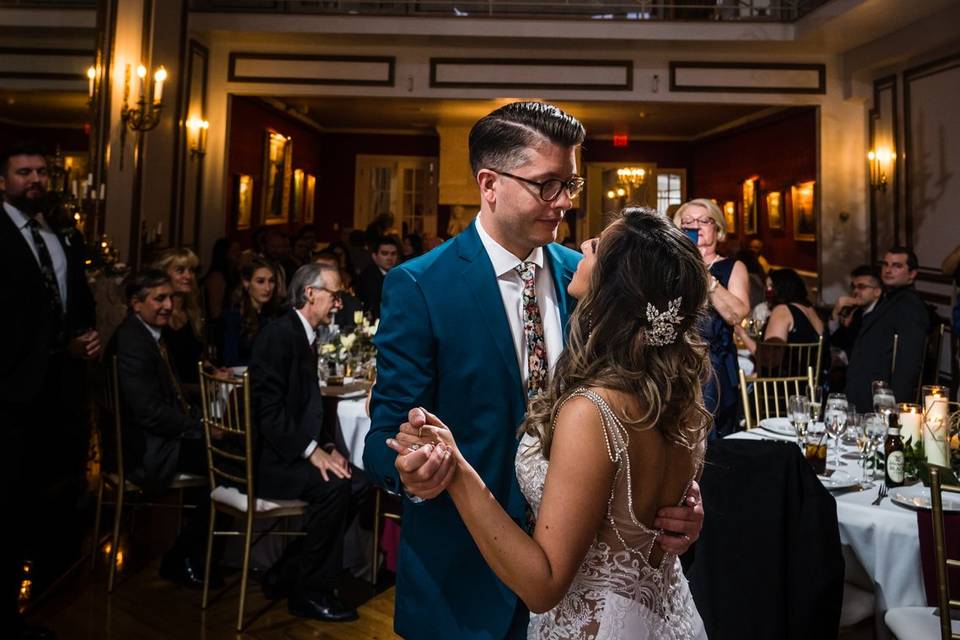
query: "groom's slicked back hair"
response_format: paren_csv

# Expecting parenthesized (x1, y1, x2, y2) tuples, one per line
(468, 101, 585, 175)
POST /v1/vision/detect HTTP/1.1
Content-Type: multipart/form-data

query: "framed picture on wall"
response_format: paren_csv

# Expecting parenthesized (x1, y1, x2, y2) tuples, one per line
(235, 174, 253, 230)
(742, 177, 758, 235)
(292, 169, 305, 222)
(261, 130, 292, 224)
(766, 191, 783, 230)
(304, 174, 316, 224)
(791, 180, 816, 242)
(723, 201, 736, 235)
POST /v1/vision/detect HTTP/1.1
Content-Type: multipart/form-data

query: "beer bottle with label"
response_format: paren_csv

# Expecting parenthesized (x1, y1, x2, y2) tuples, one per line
(884, 413, 905, 487)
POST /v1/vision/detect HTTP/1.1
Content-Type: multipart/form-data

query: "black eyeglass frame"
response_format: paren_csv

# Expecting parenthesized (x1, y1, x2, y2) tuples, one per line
(310, 285, 343, 303)
(491, 169, 585, 202)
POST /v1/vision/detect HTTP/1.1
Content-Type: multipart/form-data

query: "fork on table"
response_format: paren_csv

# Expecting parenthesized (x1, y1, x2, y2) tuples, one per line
(871, 483, 888, 506)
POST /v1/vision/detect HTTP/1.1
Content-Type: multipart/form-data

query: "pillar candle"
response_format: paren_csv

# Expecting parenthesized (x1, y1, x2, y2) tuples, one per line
(924, 391, 949, 467)
(899, 404, 922, 444)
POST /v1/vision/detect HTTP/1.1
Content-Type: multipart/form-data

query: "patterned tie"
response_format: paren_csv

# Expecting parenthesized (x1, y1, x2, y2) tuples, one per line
(26, 217, 64, 342)
(157, 337, 191, 415)
(515, 261, 548, 399)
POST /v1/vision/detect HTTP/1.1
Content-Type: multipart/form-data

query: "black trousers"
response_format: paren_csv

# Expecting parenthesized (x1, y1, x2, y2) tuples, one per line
(165, 438, 217, 565)
(271, 469, 352, 597)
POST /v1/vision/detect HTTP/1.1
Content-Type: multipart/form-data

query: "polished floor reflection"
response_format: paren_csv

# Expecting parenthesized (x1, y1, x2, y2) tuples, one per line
(26, 503, 399, 639)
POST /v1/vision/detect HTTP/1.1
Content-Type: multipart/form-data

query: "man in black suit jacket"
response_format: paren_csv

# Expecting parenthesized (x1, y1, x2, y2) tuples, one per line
(106, 269, 219, 588)
(249, 263, 356, 622)
(830, 264, 882, 358)
(1, 142, 100, 640)
(846, 247, 931, 411)
(355, 236, 399, 319)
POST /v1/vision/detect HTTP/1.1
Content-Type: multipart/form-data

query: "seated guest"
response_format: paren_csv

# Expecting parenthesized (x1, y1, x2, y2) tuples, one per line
(830, 264, 882, 359)
(107, 269, 217, 587)
(401, 233, 424, 261)
(221, 256, 282, 367)
(749, 238, 771, 273)
(202, 238, 241, 359)
(151, 248, 205, 386)
(737, 268, 827, 375)
(314, 251, 362, 334)
(846, 246, 931, 411)
(325, 240, 357, 292)
(356, 236, 400, 319)
(249, 263, 356, 622)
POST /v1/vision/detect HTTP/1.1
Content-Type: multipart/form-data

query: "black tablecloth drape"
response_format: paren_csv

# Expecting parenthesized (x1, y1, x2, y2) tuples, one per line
(683, 439, 844, 639)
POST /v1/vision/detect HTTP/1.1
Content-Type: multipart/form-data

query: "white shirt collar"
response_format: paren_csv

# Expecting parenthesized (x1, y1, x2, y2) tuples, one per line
(476, 212, 545, 277)
(864, 299, 878, 315)
(295, 308, 317, 345)
(135, 314, 163, 343)
(4, 200, 35, 230)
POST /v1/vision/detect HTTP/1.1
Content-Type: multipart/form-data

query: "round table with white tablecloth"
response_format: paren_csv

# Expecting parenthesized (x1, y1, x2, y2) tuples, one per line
(337, 397, 371, 470)
(727, 428, 925, 637)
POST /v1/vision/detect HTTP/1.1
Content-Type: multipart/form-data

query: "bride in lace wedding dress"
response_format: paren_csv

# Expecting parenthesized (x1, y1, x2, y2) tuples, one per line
(390, 208, 710, 639)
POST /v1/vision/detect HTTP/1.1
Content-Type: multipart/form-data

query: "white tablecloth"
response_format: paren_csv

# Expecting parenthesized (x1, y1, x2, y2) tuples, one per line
(726, 429, 925, 634)
(337, 398, 371, 470)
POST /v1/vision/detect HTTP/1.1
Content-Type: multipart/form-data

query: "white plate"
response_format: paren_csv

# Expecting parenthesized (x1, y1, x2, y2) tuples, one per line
(890, 484, 960, 511)
(758, 418, 796, 437)
(819, 469, 859, 490)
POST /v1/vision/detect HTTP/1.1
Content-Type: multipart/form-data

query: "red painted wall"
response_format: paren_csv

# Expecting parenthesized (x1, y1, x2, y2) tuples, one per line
(227, 96, 438, 244)
(688, 107, 818, 271)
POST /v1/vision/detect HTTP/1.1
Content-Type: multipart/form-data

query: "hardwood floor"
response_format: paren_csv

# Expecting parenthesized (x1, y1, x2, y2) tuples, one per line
(29, 549, 400, 639)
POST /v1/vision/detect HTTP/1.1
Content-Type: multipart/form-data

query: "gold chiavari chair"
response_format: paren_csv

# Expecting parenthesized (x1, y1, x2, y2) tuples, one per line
(198, 365, 307, 632)
(738, 366, 815, 431)
(884, 467, 960, 639)
(90, 355, 206, 592)
(754, 336, 824, 388)
(370, 486, 402, 585)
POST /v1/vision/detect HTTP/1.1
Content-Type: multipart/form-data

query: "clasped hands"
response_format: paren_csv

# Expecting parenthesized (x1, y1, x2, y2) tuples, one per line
(386, 408, 704, 554)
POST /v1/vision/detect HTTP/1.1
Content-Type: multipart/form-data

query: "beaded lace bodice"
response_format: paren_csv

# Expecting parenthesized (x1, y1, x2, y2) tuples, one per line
(515, 388, 706, 640)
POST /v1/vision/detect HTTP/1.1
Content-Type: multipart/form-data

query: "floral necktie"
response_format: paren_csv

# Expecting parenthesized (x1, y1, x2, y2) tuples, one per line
(515, 261, 547, 399)
(157, 337, 191, 415)
(26, 217, 64, 343)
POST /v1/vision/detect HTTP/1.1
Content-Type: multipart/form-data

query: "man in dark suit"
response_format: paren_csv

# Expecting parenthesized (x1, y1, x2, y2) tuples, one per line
(846, 247, 931, 411)
(355, 236, 399, 319)
(830, 264, 882, 358)
(1, 142, 100, 640)
(107, 269, 218, 588)
(249, 263, 356, 622)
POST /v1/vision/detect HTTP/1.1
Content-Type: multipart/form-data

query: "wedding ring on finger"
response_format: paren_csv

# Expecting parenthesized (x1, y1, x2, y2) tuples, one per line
(408, 443, 421, 451)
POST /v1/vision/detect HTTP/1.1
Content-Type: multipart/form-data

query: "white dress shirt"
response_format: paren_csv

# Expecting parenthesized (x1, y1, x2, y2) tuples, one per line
(136, 314, 162, 343)
(4, 201, 68, 311)
(295, 308, 322, 459)
(476, 213, 563, 385)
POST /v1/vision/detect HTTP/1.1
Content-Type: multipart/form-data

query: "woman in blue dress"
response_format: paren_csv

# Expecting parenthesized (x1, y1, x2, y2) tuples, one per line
(674, 199, 750, 438)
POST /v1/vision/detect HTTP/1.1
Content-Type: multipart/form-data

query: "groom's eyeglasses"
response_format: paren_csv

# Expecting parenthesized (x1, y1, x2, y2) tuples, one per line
(491, 170, 585, 203)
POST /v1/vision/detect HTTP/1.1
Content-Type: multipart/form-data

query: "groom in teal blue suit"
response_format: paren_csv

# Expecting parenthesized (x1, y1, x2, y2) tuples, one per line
(363, 102, 702, 639)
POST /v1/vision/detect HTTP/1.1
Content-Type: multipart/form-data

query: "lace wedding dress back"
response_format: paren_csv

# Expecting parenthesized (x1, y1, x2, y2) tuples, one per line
(516, 388, 707, 640)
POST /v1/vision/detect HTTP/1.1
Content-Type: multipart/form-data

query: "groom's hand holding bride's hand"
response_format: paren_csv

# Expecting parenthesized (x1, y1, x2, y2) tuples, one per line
(386, 408, 458, 500)
(652, 481, 704, 555)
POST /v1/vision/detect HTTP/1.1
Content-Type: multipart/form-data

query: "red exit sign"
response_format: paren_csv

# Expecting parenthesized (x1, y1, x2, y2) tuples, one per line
(613, 133, 628, 147)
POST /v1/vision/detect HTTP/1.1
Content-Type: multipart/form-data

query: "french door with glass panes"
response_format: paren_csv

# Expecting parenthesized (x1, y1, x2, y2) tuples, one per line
(354, 155, 438, 237)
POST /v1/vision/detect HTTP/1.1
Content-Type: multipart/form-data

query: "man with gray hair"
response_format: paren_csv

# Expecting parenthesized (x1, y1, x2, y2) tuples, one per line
(248, 262, 357, 622)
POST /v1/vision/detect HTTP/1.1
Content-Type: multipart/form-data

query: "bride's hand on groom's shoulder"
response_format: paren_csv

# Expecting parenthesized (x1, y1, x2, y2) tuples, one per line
(385, 408, 459, 500)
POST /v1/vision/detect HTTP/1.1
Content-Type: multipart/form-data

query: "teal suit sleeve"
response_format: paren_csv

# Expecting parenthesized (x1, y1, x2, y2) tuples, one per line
(363, 266, 436, 494)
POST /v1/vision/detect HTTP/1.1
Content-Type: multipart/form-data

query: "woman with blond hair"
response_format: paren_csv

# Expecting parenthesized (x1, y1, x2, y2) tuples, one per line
(673, 198, 750, 437)
(151, 247, 206, 386)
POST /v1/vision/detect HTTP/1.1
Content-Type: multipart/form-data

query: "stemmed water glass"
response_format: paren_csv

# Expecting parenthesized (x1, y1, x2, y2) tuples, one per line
(872, 381, 897, 418)
(824, 393, 849, 468)
(851, 422, 873, 485)
(789, 395, 810, 448)
(808, 385, 823, 426)
(862, 412, 886, 481)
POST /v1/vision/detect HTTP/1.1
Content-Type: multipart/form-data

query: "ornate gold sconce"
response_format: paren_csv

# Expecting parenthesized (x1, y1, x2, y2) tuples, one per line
(186, 117, 209, 159)
(867, 147, 895, 193)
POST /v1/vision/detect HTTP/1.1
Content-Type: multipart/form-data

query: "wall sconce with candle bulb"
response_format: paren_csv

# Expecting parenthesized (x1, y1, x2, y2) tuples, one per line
(121, 63, 166, 133)
(186, 117, 209, 159)
(867, 147, 895, 193)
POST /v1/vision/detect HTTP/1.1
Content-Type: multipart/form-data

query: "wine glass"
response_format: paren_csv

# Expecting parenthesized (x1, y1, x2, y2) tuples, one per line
(808, 385, 823, 426)
(824, 393, 849, 468)
(862, 412, 886, 481)
(789, 395, 810, 448)
(872, 380, 897, 418)
(851, 423, 872, 485)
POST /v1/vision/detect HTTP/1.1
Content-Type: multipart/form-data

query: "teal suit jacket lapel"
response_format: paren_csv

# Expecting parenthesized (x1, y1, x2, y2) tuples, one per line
(457, 221, 524, 395)
(545, 242, 578, 340)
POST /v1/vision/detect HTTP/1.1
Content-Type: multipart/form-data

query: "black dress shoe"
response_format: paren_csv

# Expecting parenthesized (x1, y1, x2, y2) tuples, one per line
(288, 591, 358, 622)
(158, 555, 224, 589)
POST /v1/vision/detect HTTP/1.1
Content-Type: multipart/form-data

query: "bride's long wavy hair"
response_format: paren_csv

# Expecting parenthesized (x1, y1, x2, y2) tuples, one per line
(522, 207, 712, 458)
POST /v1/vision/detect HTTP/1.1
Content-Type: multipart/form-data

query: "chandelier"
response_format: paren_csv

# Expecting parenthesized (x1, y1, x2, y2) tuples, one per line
(616, 167, 646, 187)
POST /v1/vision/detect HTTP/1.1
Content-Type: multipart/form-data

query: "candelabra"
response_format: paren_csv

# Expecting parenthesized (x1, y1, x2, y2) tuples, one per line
(121, 63, 166, 132)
